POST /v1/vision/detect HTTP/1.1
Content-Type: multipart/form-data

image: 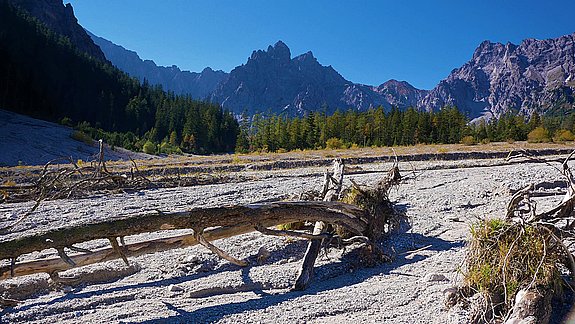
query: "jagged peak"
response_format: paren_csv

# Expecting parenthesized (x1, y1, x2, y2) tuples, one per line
(378, 79, 419, 91)
(268, 40, 291, 60)
(472, 40, 508, 60)
(294, 51, 316, 63)
(249, 40, 292, 62)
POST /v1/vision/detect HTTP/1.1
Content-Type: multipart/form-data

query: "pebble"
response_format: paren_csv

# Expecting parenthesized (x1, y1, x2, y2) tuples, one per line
(168, 284, 184, 292)
(423, 273, 448, 282)
(256, 246, 271, 264)
(185, 255, 201, 264)
(443, 287, 459, 308)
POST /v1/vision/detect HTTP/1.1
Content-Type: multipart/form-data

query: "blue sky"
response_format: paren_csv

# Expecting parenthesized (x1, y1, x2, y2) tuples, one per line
(68, 0, 575, 90)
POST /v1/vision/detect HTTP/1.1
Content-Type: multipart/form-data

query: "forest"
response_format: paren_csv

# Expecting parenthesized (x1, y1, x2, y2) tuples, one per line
(236, 108, 575, 153)
(0, 2, 238, 155)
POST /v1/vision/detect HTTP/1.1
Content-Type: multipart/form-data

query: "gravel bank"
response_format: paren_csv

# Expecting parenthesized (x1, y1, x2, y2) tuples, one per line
(1, 159, 573, 323)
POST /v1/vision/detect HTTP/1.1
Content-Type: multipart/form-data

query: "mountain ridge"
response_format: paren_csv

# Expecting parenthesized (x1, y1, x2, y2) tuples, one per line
(208, 40, 422, 115)
(88, 31, 228, 99)
(16, 0, 574, 119)
(420, 33, 575, 119)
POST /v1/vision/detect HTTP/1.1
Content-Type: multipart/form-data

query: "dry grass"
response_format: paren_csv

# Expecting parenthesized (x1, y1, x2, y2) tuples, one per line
(463, 218, 564, 318)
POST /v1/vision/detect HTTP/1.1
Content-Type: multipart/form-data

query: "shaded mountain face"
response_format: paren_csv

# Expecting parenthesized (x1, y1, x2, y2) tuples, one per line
(420, 33, 575, 119)
(89, 32, 228, 99)
(5, 0, 106, 61)
(209, 41, 422, 115)
(90, 37, 425, 116)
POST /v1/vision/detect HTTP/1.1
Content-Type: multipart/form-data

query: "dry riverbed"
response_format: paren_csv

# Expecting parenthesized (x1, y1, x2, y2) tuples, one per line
(1, 156, 574, 323)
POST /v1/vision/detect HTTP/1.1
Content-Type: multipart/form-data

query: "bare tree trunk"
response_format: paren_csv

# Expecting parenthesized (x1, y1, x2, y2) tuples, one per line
(0, 201, 366, 279)
(294, 159, 345, 290)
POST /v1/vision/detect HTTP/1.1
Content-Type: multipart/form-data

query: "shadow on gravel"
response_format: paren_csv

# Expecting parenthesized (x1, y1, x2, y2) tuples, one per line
(1, 239, 309, 316)
(3, 224, 463, 322)
(136, 234, 463, 323)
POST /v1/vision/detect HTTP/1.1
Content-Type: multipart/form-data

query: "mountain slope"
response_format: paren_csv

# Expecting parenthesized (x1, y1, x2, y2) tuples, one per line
(374, 79, 428, 109)
(5, 0, 106, 61)
(209, 41, 423, 115)
(89, 32, 228, 99)
(420, 33, 575, 119)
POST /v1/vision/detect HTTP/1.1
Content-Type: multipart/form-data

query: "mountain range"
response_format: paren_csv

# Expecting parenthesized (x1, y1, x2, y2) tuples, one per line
(93, 34, 575, 120)
(8, 0, 575, 120)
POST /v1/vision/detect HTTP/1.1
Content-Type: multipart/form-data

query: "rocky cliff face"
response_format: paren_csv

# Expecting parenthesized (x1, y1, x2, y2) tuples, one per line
(420, 33, 575, 119)
(6, 0, 106, 61)
(374, 79, 428, 109)
(209, 41, 421, 115)
(89, 32, 228, 99)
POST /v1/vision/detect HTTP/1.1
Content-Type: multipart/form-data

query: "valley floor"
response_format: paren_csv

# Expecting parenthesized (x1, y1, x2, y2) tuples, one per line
(1, 156, 574, 323)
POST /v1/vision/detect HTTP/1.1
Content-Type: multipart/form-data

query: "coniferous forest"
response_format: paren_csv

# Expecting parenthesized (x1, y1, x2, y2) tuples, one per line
(0, 2, 238, 154)
(237, 108, 575, 153)
(2, 1, 575, 157)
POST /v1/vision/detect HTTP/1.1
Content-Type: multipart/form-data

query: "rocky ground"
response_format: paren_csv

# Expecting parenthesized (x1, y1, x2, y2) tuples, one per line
(1, 156, 574, 323)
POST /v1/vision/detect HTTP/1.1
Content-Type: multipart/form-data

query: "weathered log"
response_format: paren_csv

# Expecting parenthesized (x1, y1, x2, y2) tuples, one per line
(294, 159, 345, 290)
(0, 201, 367, 279)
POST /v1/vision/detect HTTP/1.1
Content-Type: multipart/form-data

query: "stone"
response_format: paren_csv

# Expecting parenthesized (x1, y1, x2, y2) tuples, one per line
(184, 255, 201, 264)
(443, 287, 460, 308)
(256, 247, 271, 265)
(423, 273, 448, 282)
(505, 289, 551, 324)
(167, 284, 184, 293)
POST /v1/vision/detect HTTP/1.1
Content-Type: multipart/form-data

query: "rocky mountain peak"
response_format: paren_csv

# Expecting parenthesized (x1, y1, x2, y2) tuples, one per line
(268, 40, 291, 60)
(420, 33, 575, 119)
(294, 51, 317, 63)
(209, 41, 427, 115)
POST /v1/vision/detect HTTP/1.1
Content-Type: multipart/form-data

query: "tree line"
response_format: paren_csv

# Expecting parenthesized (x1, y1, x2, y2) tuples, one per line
(236, 107, 575, 153)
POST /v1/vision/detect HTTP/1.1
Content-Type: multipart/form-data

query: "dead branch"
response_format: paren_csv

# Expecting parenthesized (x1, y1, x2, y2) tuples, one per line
(195, 229, 248, 267)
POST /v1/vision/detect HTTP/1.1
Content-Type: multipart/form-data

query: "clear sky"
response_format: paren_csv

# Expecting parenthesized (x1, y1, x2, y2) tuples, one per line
(67, 0, 575, 90)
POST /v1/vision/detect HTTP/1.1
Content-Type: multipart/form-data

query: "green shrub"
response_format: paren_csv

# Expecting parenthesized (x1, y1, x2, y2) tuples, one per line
(553, 129, 575, 142)
(60, 117, 73, 127)
(142, 141, 156, 154)
(159, 141, 183, 155)
(527, 127, 551, 143)
(460, 135, 476, 145)
(70, 130, 94, 145)
(325, 137, 345, 150)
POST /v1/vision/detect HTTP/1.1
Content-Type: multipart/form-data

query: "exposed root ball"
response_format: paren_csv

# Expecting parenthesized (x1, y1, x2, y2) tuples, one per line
(339, 166, 403, 241)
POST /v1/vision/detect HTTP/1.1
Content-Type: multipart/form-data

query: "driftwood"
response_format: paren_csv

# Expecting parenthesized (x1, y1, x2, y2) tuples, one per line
(0, 157, 405, 311)
(0, 200, 367, 279)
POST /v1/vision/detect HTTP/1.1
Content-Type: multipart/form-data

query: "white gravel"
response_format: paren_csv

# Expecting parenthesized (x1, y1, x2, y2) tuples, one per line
(0, 159, 572, 323)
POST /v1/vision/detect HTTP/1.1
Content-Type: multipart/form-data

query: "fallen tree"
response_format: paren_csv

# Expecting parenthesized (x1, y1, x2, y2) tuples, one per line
(0, 159, 404, 304)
